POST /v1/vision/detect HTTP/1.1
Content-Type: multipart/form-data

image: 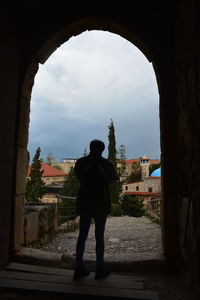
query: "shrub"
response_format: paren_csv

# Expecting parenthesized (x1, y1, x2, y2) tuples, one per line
(57, 198, 77, 225)
(111, 203, 123, 216)
(121, 195, 145, 217)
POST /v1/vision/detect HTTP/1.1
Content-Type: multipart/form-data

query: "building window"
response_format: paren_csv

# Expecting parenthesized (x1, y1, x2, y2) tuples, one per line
(149, 187, 153, 192)
(136, 186, 139, 191)
(125, 186, 128, 191)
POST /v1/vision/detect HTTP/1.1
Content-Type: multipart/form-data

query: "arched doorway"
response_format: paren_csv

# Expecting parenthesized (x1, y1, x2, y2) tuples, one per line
(14, 17, 177, 272)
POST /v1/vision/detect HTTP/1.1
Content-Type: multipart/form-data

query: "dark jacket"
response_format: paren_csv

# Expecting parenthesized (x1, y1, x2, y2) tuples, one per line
(74, 154, 118, 216)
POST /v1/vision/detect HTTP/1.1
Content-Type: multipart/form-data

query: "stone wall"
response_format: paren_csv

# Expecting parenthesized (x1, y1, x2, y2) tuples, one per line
(123, 178, 161, 194)
(0, 11, 20, 268)
(144, 178, 161, 193)
(57, 216, 80, 233)
(52, 161, 76, 174)
(24, 203, 57, 248)
(4, 2, 198, 286)
(175, 0, 200, 285)
(41, 194, 57, 203)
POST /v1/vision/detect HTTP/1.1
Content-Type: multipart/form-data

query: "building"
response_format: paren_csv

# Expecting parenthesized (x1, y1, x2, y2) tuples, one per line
(51, 158, 77, 174)
(27, 162, 67, 185)
(122, 167, 161, 205)
(117, 156, 160, 180)
(27, 162, 67, 203)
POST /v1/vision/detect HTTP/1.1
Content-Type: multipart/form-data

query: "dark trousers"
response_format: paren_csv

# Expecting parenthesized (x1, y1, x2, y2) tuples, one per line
(75, 213, 107, 269)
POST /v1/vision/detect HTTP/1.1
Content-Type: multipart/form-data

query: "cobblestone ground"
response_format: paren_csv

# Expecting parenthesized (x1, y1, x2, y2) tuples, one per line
(21, 216, 199, 299)
(41, 216, 163, 262)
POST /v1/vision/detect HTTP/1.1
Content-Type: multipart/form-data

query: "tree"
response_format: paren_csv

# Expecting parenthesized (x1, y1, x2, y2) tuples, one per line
(62, 167, 79, 197)
(108, 119, 120, 203)
(53, 164, 63, 171)
(117, 144, 127, 180)
(46, 152, 55, 165)
(127, 161, 141, 183)
(121, 195, 145, 217)
(108, 119, 117, 167)
(26, 147, 46, 202)
(149, 163, 161, 176)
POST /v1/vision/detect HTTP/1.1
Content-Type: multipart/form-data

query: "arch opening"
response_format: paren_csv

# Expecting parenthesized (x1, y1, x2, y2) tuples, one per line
(15, 18, 165, 272)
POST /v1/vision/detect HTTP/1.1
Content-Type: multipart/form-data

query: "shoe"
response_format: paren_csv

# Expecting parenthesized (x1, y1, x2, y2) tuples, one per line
(73, 266, 90, 280)
(95, 267, 110, 280)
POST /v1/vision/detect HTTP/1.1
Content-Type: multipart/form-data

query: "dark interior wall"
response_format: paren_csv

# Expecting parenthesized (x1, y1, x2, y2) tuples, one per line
(17, 2, 173, 72)
(0, 1, 183, 274)
(0, 9, 19, 267)
(175, 0, 200, 284)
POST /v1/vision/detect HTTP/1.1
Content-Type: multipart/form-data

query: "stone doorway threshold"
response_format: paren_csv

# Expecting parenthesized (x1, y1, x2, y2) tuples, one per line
(0, 262, 160, 300)
(14, 247, 167, 274)
(11, 250, 200, 299)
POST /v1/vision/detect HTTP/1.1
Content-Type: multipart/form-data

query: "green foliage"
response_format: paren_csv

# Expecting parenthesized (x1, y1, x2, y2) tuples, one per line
(149, 163, 161, 176)
(108, 119, 120, 203)
(121, 195, 145, 217)
(46, 152, 55, 165)
(59, 167, 79, 224)
(117, 144, 127, 180)
(108, 119, 117, 167)
(111, 203, 123, 216)
(26, 147, 46, 202)
(118, 144, 126, 160)
(62, 167, 79, 197)
(57, 197, 77, 225)
(127, 162, 141, 183)
(53, 164, 63, 171)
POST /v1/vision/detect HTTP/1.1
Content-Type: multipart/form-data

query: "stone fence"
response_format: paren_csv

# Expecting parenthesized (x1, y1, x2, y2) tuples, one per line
(23, 200, 80, 248)
(146, 198, 161, 223)
(24, 203, 57, 247)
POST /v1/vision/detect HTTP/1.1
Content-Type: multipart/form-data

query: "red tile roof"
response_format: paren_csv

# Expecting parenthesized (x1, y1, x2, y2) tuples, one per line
(124, 192, 161, 196)
(124, 159, 160, 165)
(27, 162, 67, 177)
(125, 159, 140, 165)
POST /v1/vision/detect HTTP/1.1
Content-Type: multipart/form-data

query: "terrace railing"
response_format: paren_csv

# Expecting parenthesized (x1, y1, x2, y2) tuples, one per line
(146, 197, 161, 223)
(56, 195, 77, 225)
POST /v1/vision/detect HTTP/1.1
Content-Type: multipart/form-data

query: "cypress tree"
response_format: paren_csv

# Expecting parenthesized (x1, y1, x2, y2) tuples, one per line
(108, 119, 117, 167)
(108, 119, 120, 203)
(26, 147, 46, 202)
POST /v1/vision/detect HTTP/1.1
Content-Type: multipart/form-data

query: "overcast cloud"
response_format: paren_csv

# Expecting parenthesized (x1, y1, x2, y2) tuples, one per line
(28, 30, 160, 162)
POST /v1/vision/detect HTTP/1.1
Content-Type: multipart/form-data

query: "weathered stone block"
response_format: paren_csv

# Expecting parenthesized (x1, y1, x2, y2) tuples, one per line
(24, 203, 57, 247)
(14, 195, 26, 251)
(16, 146, 29, 195)
(24, 212, 39, 246)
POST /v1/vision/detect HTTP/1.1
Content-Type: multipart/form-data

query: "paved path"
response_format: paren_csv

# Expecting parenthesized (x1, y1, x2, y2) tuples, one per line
(42, 216, 163, 263)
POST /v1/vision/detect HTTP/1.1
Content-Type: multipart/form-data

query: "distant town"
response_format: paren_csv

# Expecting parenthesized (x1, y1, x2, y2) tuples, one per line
(27, 155, 161, 205)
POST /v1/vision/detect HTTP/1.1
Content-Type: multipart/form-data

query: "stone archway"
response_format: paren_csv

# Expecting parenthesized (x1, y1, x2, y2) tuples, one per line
(14, 17, 175, 271)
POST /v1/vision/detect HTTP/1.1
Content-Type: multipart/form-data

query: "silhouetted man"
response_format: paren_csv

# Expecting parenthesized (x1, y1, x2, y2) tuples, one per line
(73, 139, 118, 280)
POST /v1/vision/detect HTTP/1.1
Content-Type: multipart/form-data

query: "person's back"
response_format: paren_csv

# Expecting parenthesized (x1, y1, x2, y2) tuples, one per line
(74, 142, 118, 216)
(73, 139, 118, 280)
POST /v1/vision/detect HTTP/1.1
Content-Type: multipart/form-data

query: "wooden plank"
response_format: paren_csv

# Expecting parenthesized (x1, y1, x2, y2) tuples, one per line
(6, 263, 145, 281)
(6, 262, 72, 276)
(0, 277, 159, 300)
(0, 270, 144, 290)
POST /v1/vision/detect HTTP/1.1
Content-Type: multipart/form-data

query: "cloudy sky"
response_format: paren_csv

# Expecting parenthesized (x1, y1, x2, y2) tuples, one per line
(28, 30, 160, 162)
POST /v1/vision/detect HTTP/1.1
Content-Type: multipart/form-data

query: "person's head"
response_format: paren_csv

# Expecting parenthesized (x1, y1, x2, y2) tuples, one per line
(89, 140, 105, 155)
